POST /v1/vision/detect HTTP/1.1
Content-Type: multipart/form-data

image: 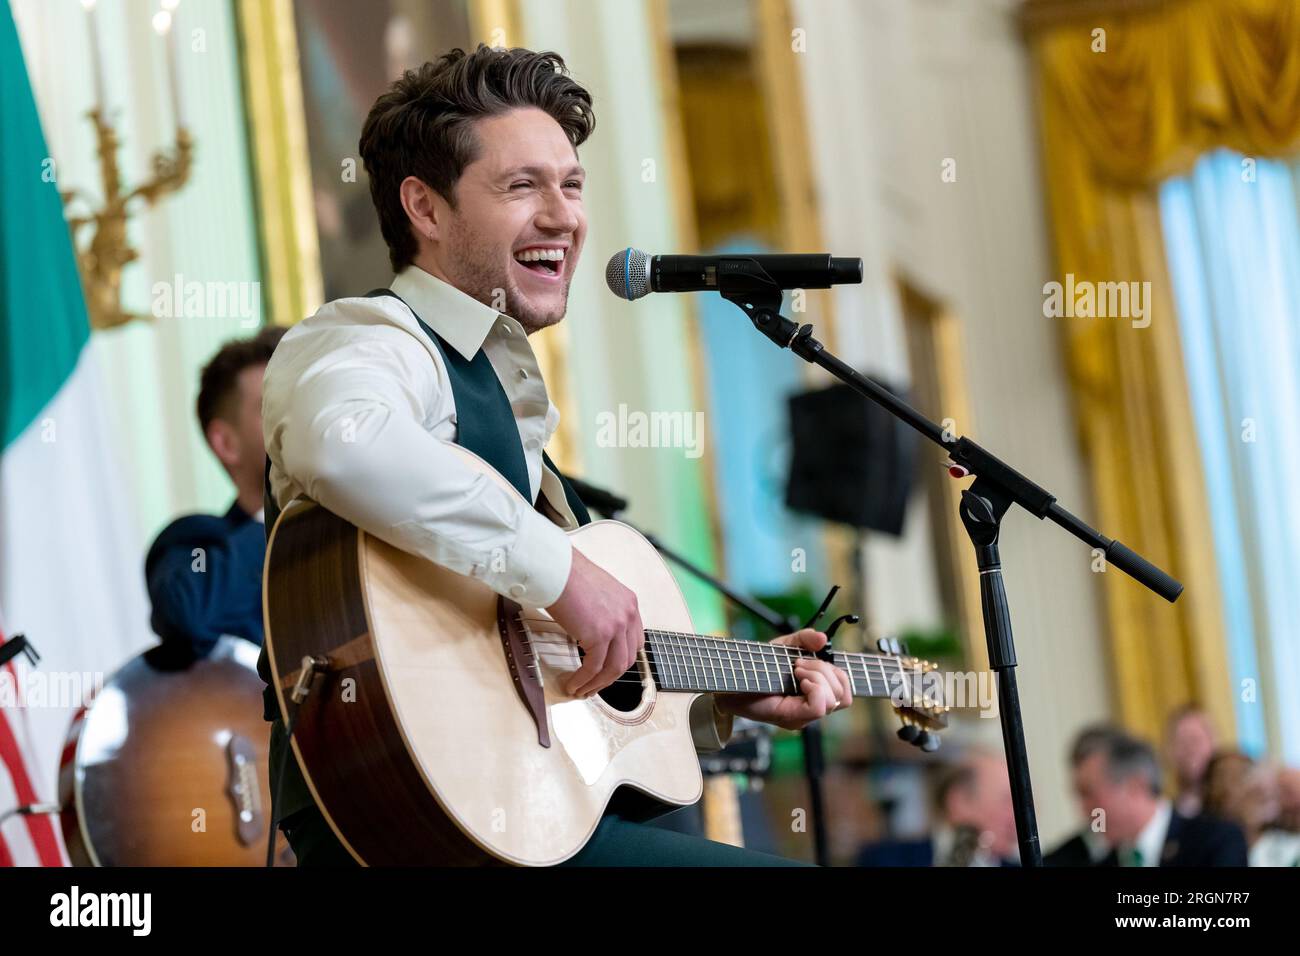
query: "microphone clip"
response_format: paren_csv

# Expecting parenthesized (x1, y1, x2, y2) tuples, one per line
(717, 269, 814, 355)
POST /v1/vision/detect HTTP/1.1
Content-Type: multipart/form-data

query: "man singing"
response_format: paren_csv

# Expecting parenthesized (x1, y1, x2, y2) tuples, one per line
(259, 44, 850, 866)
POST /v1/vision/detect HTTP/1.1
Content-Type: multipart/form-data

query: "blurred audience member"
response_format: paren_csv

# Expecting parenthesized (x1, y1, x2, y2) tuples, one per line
(1046, 725, 1247, 867)
(857, 749, 1018, 867)
(1203, 751, 1300, 867)
(144, 327, 285, 667)
(1042, 725, 1113, 864)
(1165, 705, 1216, 817)
(1279, 767, 1300, 833)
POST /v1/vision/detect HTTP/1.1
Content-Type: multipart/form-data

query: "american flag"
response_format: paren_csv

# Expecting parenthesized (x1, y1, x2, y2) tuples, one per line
(0, 625, 68, 866)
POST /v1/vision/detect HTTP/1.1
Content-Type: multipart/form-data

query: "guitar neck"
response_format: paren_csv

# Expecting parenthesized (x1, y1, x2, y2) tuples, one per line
(643, 629, 921, 701)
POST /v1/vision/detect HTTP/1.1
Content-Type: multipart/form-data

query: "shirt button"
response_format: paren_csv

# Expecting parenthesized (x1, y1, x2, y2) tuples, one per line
(525, 438, 540, 451)
(517, 368, 529, 380)
(508, 583, 527, 599)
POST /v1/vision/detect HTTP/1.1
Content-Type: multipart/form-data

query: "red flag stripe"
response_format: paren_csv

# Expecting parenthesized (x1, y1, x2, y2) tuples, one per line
(0, 659, 65, 866)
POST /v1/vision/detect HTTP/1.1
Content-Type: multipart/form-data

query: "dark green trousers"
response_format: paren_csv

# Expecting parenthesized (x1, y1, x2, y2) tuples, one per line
(280, 805, 811, 867)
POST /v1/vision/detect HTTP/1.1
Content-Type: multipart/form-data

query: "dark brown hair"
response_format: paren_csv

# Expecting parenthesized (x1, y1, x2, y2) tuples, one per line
(359, 45, 595, 272)
(196, 325, 286, 433)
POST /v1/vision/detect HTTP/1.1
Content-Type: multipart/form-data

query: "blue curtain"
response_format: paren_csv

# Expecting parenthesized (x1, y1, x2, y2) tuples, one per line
(1159, 150, 1300, 761)
(694, 237, 827, 617)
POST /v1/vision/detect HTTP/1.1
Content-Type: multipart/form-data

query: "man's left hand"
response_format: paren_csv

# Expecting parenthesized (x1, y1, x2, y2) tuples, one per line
(713, 629, 852, 731)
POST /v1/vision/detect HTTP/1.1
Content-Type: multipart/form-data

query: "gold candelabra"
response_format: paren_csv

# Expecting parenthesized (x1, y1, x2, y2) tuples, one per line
(60, 109, 193, 331)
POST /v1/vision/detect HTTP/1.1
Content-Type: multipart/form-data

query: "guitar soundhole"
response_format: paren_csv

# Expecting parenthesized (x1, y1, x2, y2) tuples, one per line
(597, 659, 646, 713)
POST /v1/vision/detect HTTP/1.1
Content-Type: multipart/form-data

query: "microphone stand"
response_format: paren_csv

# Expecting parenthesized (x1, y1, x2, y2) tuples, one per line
(711, 263, 1183, 867)
(570, 479, 835, 866)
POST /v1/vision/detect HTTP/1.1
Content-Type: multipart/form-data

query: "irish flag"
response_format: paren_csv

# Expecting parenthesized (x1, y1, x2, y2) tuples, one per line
(0, 5, 148, 864)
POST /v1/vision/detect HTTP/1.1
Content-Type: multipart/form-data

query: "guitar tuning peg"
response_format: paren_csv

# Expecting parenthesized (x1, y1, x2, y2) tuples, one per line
(897, 723, 921, 744)
(915, 731, 941, 753)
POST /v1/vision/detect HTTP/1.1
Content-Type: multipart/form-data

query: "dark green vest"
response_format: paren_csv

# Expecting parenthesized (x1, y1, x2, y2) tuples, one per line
(260, 289, 589, 822)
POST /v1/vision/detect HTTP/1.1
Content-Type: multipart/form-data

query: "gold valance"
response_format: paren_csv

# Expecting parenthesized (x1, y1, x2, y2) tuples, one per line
(1035, 0, 1300, 189)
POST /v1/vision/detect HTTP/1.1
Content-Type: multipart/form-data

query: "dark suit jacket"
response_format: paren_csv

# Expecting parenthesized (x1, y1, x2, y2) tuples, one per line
(1045, 811, 1248, 867)
(144, 501, 265, 667)
(857, 838, 936, 867)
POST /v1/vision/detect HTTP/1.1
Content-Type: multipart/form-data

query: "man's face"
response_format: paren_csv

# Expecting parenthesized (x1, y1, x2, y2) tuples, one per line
(1072, 751, 1151, 846)
(207, 364, 267, 497)
(434, 107, 586, 333)
(1167, 712, 1215, 789)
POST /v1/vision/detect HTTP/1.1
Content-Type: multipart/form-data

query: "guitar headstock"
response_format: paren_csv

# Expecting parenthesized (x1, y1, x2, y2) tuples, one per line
(876, 637, 949, 752)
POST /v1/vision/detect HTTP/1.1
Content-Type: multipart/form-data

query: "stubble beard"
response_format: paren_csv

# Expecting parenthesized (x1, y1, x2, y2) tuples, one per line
(445, 215, 570, 335)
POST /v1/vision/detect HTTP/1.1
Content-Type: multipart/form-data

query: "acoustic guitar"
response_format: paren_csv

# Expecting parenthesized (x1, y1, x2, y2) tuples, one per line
(59, 636, 294, 866)
(263, 445, 947, 866)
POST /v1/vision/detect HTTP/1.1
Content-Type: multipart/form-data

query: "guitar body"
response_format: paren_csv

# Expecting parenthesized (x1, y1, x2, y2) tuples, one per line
(263, 449, 706, 866)
(59, 637, 293, 866)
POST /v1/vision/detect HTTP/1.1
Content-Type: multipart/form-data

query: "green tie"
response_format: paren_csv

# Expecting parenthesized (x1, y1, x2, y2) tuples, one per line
(1122, 846, 1145, 867)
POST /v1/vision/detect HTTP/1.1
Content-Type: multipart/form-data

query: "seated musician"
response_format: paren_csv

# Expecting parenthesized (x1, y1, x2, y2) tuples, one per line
(258, 45, 852, 866)
(144, 328, 285, 667)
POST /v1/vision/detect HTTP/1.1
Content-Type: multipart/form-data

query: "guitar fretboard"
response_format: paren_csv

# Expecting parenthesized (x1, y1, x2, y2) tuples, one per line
(643, 629, 924, 700)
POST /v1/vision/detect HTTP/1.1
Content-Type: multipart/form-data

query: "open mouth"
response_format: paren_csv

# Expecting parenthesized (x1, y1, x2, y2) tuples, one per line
(513, 247, 565, 280)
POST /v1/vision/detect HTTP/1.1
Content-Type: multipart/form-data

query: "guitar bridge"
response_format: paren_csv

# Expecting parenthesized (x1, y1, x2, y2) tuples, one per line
(496, 597, 551, 748)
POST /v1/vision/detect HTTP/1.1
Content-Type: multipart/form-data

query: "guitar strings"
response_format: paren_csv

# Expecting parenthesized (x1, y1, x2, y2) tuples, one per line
(525, 633, 922, 667)
(527, 637, 926, 680)
(524, 637, 930, 699)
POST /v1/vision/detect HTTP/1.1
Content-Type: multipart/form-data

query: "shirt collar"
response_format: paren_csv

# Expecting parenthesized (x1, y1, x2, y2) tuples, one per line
(390, 266, 504, 361)
(1133, 798, 1172, 866)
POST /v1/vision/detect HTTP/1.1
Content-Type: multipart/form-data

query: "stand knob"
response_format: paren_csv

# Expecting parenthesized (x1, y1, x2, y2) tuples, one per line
(897, 724, 921, 744)
(916, 731, 941, 753)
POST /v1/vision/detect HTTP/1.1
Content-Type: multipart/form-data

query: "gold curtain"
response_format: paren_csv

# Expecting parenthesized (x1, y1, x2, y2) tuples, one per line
(1027, 0, 1300, 744)
(675, 45, 781, 252)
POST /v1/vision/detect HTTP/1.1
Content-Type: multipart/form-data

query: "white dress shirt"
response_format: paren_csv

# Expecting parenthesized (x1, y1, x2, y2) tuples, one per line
(262, 266, 732, 751)
(1129, 798, 1172, 866)
(263, 266, 575, 607)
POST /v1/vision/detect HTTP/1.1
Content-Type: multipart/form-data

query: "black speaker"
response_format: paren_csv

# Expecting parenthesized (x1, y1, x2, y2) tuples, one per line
(785, 378, 917, 535)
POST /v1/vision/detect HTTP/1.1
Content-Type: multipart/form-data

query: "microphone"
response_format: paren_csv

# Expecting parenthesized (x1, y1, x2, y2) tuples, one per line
(606, 248, 863, 301)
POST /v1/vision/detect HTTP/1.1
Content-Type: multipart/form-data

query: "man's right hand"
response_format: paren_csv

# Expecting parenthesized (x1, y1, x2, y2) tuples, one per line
(546, 547, 644, 699)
